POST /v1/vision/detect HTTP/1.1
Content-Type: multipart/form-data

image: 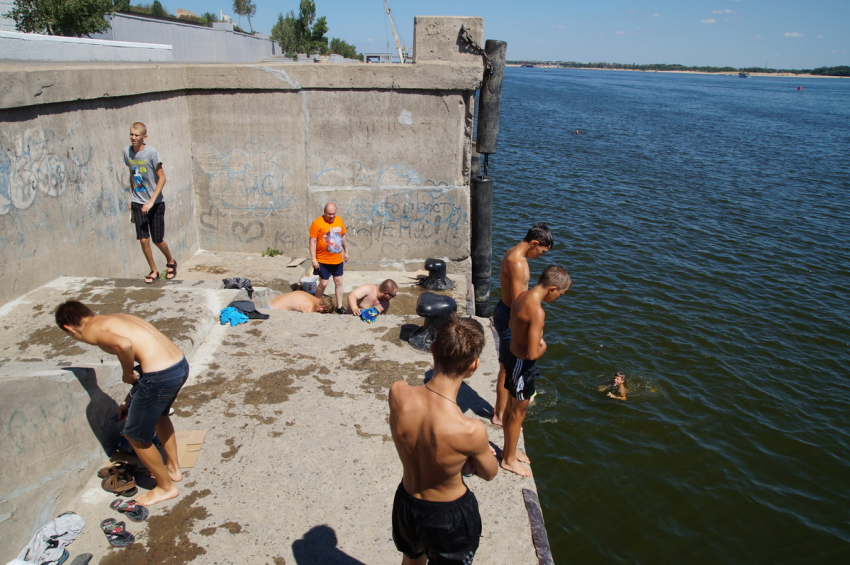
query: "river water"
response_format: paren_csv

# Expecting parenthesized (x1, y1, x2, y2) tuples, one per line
(487, 68, 850, 563)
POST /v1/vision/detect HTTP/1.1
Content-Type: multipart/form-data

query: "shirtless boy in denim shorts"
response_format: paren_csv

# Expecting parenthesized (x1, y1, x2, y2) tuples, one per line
(56, 300, 188, 507)
(501, 266, 571, 477)
(389, 316, 498, 564)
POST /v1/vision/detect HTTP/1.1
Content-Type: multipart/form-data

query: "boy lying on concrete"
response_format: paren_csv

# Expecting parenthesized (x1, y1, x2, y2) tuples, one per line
(346, 279, 398, 316)
(389, 315, 498, 564)
(55, 300, 187, 506)
(269, 291, 334, 313)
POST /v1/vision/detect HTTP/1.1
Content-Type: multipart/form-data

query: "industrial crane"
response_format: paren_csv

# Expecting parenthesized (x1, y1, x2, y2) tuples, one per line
(383, 0, 410, 63)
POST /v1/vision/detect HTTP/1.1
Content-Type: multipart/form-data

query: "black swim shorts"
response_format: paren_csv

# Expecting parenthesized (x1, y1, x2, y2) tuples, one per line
(392, 482, 481, 565)
(493, 300, 512, 364)
(131, 201, 166, 243)
(503, 350, 538, 401)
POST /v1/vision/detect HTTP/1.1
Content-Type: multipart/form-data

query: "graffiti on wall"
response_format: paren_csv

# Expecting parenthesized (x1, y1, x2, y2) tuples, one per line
(313, 155, 423, 187)
(0, 127, 193, 261)
(344, 187, 468, 257)
(194, 139, 300, 246)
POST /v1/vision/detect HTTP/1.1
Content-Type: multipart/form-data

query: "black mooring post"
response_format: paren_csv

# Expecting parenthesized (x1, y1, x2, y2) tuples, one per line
(471, 175, 493, 317)
(476, 40, 507, 155)
(470, 39, 506, 318)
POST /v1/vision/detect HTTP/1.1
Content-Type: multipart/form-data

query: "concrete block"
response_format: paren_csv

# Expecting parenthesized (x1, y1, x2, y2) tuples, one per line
(0, 31, 172, 63)
(414, 16, 484, 64)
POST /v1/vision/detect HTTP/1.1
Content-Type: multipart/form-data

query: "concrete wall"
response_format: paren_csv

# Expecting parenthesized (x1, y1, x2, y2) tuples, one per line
(0, 86, 199, 303)
(0, 16, 484, 306)
(0, 1, 15, 33)
(0, 31, 172, 62)
(95, 13, 278, 63)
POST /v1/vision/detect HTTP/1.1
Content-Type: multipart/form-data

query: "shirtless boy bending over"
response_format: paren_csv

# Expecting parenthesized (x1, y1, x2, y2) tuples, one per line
(389, 315, 498, 564)
(56, 301, 188, 506)
(501, 266, 571, 477)
(347, 279, 398, 316)
(491, 223, 553, 426)
(269, 291, 334, 313)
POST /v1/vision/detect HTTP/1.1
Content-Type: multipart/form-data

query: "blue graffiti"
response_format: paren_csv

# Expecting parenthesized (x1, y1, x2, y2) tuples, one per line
(347, 189, 466, 229)
(313, 156, 422, 187)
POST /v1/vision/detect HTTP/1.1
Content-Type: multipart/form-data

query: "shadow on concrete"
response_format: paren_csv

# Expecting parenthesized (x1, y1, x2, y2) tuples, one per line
(63, 367, 122, 455)
(422, 369, 491, 418)
(291, 524, 367, 565)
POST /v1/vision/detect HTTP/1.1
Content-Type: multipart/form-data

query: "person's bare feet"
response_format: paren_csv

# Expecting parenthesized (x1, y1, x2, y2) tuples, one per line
(500, 458, 532, 477)
(166, 464, 183, 482)
(136, 485, 179, 506)
(490, 413, 503, 426)
(517, 451, 530, 464)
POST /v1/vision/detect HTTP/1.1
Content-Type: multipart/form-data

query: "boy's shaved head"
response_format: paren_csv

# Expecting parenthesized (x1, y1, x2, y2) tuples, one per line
(131, 122, 147, 135)
(379, 279, 398, 294)
(538, 265, 571, 291)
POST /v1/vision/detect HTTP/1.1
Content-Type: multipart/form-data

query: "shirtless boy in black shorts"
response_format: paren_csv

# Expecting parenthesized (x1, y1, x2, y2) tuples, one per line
(501, 266, 571, 477)
(389, 315, 498, 564)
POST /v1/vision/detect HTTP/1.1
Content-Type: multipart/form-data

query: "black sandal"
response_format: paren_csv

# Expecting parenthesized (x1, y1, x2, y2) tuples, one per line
(165, 261, 178, 280)
(100, 519, 135, 547)
(144, 271, 159, 284)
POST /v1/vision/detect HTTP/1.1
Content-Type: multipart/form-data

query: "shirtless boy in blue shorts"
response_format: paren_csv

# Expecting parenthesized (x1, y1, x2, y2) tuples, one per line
(491, 223, 552, 426)
(501, 266, 571, 477)
(56, 300, 187, 506)
(389, 315, 498, 564)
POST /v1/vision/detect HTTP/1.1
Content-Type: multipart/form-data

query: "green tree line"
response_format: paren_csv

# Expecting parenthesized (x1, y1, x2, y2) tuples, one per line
(508, 60, 850, 77)
(271, 0, 359, 59)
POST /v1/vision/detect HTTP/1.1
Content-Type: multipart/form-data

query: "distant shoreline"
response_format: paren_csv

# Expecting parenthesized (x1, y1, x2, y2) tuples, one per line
(506, 65, 847, 79)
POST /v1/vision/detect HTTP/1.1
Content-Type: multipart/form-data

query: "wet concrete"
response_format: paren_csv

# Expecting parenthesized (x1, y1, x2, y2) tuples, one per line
(1, 267, 541, 565)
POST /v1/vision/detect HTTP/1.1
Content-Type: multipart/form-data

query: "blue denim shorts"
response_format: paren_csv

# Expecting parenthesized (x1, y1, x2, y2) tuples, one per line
(123, 357, 188, 443)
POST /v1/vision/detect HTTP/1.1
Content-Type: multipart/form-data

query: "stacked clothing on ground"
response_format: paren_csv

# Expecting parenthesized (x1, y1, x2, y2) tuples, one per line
(222, 277, 254, 299)
(228, 300, 270, 320)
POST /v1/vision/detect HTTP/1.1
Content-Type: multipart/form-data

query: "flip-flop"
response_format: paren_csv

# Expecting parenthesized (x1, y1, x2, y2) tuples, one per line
(101, 470, 138, 497)
(110, 498, 149, 522)
(100, 519, 135, 548)
(70, 554, 93, 565)
(144, 271, 159, 284)
(165, 261, 178, 280)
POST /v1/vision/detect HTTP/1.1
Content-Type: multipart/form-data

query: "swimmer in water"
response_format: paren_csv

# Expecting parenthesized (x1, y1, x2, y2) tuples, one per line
(601, 371, 628, 400)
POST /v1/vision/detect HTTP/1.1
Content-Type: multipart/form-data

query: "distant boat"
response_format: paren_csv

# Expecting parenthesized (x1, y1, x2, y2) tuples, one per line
(521, 64, 534, 68)
(738, 72, 749, 78)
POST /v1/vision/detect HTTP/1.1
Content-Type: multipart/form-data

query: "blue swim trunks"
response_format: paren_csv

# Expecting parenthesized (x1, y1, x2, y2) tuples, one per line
(123, 357, 188, 443)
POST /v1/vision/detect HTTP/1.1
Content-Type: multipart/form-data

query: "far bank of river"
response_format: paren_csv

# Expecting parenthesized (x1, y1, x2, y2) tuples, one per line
(505, 64, 848, 78)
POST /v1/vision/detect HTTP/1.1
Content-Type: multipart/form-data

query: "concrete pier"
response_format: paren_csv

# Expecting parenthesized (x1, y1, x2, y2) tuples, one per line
(0, 255, 544, 563)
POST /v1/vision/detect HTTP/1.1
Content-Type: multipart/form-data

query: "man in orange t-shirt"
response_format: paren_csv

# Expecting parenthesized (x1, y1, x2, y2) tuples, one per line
(309, 202, 349, 314)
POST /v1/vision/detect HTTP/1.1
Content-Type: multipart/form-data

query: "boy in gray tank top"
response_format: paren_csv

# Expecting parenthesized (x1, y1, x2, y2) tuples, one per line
(123, 122, 177, 283)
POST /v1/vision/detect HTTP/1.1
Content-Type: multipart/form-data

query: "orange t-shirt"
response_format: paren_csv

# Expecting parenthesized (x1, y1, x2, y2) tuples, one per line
(309, 215, 347, 264)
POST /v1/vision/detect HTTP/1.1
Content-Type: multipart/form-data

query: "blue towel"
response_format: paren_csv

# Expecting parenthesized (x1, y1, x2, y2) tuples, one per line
(220, 306, 249, 326)
(360, 306, 380, 323)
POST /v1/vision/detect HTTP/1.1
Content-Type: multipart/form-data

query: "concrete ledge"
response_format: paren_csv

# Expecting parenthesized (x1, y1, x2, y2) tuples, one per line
(0, 59, 483, 109)
(0, 31, 172, 64)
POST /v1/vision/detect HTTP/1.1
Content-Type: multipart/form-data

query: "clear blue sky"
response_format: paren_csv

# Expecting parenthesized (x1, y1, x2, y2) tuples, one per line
(165, 0, 848, 69)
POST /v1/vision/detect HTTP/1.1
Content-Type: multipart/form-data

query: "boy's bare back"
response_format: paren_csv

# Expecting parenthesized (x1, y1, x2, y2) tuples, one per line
(82, 313, 182, 372)
(389, 381, 494, 502)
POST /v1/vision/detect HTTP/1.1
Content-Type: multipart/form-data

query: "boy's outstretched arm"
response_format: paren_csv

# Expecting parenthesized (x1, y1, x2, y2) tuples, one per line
(462, 422, 499, 481)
